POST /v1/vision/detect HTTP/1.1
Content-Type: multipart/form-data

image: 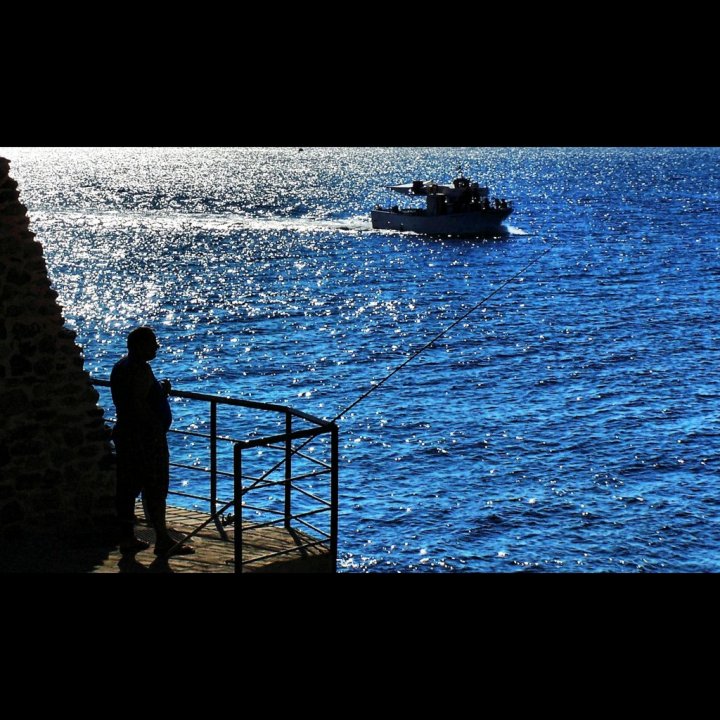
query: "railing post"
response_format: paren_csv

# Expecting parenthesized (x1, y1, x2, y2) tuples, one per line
(235, 442, 242, 572)
(330, 422, 338, 571)
(284, 411, 292, 529)
(210, 400, 227, 540)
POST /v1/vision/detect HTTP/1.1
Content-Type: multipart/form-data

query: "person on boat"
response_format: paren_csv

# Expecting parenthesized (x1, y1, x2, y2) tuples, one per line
(110, 326, 194, 557)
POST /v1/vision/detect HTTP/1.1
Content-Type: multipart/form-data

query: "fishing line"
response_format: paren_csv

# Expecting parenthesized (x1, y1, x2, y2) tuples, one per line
(331, 239, 557, 423)
(167, 237, 559, 553)
(244, 236, 560, 494)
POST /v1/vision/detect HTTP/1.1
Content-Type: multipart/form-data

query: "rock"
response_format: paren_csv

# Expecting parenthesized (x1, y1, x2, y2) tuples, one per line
(0, 158, 116, 539)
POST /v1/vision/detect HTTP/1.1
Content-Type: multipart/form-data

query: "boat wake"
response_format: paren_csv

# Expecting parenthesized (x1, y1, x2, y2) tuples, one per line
(34, 208, 375, 237)
(506, 225, 530, 236)
(35, 206, 531, 248)
(228, 213, 374, 235)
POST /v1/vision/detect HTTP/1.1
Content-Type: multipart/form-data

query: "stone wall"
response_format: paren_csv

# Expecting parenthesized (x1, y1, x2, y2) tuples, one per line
(0, 157, 115, 540)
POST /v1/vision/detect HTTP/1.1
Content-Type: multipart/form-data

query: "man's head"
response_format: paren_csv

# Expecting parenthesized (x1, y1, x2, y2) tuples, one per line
(127, 326, 159, 361)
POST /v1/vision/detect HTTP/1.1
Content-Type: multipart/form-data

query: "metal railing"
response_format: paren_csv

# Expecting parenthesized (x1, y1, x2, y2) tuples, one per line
(236, 413, 338, 569)
(92, 378, 338, 570)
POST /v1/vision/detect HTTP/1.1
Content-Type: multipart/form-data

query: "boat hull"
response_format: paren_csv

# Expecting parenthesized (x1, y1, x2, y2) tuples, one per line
(371, 207, 512, 237)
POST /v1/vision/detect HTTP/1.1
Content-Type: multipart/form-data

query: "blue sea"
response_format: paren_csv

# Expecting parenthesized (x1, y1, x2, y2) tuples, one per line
(2, 146, 719, 572)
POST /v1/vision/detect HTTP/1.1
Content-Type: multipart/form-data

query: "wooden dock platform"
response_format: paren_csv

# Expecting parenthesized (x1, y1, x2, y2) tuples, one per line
(0, 505, 334, 573)
(241, 522, 333, 573)
(92, 504, 235, 573)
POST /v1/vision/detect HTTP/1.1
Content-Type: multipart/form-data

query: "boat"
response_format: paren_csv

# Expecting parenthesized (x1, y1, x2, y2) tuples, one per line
(371, 171, 513, 237)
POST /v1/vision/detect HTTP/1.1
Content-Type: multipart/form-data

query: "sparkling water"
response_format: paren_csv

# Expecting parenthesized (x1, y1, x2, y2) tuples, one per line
(3, 146, 719, 572)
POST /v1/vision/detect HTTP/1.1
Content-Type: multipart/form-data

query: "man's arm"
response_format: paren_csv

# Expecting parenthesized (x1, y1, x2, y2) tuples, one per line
(128, 363, 165, 436)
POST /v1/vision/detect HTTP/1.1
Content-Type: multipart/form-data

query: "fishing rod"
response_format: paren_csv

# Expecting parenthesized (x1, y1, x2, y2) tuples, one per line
(165, 237, 559, 555)
(242, 235, 559, 494)
(331, 240, 557, 423)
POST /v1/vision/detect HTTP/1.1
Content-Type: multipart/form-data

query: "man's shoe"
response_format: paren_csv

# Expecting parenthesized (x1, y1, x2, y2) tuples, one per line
(154, 542, 195, 557)
(119, 537, 151, 552)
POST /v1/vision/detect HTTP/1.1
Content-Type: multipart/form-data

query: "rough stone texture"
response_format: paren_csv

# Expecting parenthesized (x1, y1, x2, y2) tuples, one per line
(0, 157, 115, 540)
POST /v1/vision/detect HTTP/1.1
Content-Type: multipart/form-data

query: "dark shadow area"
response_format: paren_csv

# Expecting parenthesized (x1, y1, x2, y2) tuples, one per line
(248, 553, 334, 573)
(1, 504, 231, 573)
(117, 525, 176, 573)
(241, 525, 333, 573)
(0, 532, 116, 573)
(148, 556, 173, 573)
(288, 526, 318, 555)
(118, 548, 151, 573)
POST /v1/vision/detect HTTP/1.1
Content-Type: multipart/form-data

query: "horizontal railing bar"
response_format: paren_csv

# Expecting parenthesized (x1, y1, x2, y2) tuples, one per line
(170, 462, 212, 474)
(288, 468, 332, 483)
(294, 516, 332, 540)
(240, 503, 286, 517)
(263, 444, 332, 470)
(241, 504, 328, 529)
(240, 476, 278, 486)
(138, 423, 308, 451)
(240, 482, 281, 496)
(203, 430, 325, 447)
(241, 517, 290, 532)
(168, 428, 219, 441)
(173, 427, 313, 448)
(236, 425, 328, 450)
(288, 506, 329, 522)
(288, 484, 332, 507)
(292, 452, 332, 470)
(240, 469, 329, 495)
(240, 477, 281, 489)
(100, 420, 233, 447)
(172, 428, 285, 446)
(241, 477, 301, 494)
(213, 469, 235, 479)
(239, 474, 265, 484)
(170, 462, 234, 479)
(168, 490, 233, 504)
(242, 469, 329, 486)
(168, 490, 214, 502)
(92, 377, 331, 427)
(276, 407, 334, 427)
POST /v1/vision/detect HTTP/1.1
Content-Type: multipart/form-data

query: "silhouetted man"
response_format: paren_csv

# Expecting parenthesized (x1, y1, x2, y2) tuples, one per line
(110, 326, 193, 556)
